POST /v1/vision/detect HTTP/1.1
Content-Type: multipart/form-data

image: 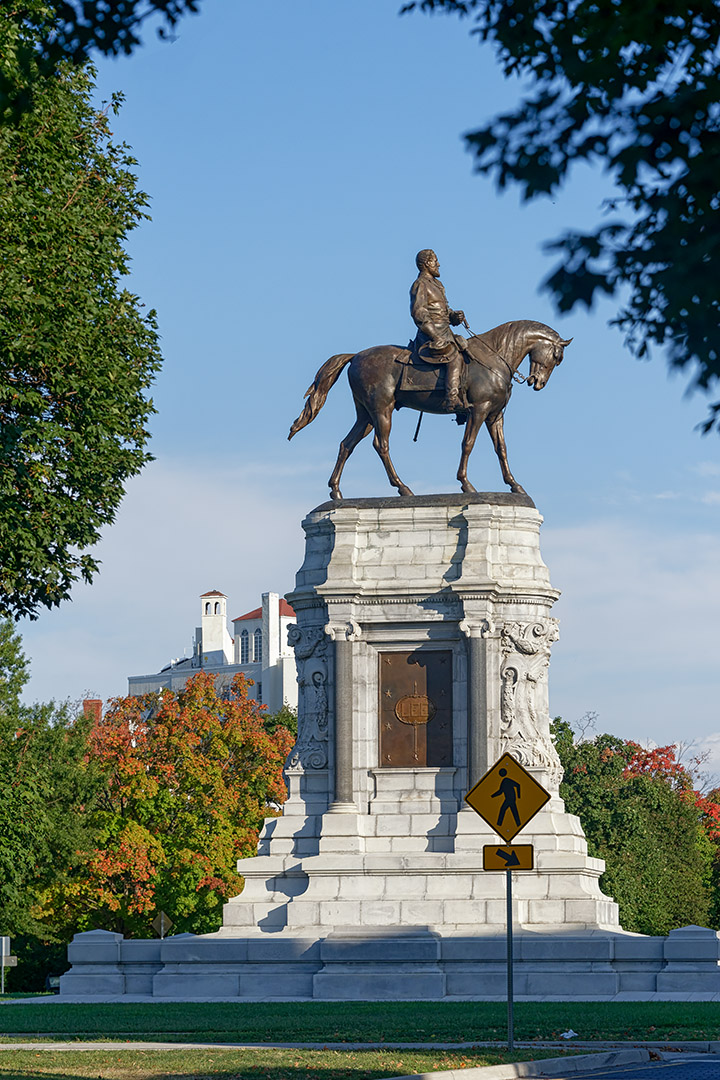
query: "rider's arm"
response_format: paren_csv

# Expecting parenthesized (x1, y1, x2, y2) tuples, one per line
(449, 309, 466, 327)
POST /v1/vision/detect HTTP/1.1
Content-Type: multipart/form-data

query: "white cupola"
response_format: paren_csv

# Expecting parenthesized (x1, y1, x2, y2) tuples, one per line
(199, 590, 234, 666)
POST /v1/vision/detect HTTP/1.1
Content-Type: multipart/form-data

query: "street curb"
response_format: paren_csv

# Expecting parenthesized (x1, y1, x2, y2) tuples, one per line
(0, 1039, 717, 1051)
(384, 1049, 652, 1080)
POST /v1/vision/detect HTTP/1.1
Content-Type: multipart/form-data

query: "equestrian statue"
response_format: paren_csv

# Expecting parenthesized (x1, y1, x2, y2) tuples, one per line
(288, 249, 572, 500)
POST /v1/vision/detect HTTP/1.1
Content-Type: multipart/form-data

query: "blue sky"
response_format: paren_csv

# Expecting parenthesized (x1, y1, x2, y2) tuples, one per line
(19, 1, 720, 764)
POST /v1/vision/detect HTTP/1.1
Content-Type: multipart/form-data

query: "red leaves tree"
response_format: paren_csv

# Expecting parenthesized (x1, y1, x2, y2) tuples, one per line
(552, 720, 718, 934)
(65, 672, 294, 936)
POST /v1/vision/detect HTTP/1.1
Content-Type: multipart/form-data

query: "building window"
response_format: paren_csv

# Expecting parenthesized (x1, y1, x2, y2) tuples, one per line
(257, 681, 262, 703)
(240, 629, 249, 664)
(254, 627, 262, 665)
(205, 602, 211, 615)
(214, 602, 220, 614)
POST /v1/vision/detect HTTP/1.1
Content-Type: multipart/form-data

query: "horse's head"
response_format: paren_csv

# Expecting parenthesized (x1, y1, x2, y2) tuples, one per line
(526, 335, 572, 390)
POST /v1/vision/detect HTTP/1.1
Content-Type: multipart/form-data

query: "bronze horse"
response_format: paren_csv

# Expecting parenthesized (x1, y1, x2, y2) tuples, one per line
(289, 320, 572, 500)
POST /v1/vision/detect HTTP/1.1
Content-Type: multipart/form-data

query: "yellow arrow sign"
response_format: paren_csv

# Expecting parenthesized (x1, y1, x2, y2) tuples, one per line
(483, 844, 534, 871)
(465, 752, 550, 842)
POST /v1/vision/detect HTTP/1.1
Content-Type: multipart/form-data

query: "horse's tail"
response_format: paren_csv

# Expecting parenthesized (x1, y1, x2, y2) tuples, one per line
(288, 353, 354, 440)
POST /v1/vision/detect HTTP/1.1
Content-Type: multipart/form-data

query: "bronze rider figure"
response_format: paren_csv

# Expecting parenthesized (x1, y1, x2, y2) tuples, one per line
(410, 248, 469, 415)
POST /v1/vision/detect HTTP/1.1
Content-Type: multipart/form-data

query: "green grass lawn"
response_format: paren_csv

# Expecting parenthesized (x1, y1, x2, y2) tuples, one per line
(0, 1000, 717, 1043)
(0, 1046, 580, 1080)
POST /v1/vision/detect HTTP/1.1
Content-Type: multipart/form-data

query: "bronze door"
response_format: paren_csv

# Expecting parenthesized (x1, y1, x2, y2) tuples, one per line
(379, 650, 453, 767)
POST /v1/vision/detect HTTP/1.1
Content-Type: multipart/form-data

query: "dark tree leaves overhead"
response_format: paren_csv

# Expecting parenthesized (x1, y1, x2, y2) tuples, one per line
(0, 18, 162, 619)
(405, 0, 720, 431)
(1, 2, 201, 116)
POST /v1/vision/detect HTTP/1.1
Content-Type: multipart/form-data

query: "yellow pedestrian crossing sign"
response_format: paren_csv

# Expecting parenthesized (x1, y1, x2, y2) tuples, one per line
(465, 752, 550, 843)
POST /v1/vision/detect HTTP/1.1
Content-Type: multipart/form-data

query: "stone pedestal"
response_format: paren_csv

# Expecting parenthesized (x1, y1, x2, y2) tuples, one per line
(61, 494, 720, 1000)
(222, 493, 619, 937)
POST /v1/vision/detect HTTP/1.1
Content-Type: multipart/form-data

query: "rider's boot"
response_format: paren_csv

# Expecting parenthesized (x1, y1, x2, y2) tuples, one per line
(441, 356, 468, 420)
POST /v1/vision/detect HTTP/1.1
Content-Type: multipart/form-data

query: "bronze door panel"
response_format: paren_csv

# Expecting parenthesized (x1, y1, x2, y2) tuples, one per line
(379, 650, 453, 767)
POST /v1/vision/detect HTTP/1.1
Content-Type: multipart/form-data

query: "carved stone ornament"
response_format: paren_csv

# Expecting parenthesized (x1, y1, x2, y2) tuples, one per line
(324, 619, 362, 642)
(499, 619, 563, 786)
(458, 617, 494, 639)
(286, 624, 329, 770)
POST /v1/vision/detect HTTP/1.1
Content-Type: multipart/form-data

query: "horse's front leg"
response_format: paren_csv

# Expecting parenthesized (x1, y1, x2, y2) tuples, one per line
(457, 406, 485, 494)
(486, 412, 527, 495)
(372, 404, 413, 497)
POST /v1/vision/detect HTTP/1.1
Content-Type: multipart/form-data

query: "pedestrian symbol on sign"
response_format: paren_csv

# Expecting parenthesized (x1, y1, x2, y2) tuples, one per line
(492, 768, 521, 830)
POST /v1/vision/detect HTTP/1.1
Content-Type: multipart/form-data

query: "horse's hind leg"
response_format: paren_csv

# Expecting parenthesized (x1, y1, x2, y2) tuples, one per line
(372, 405, 413, 497)
(328, 402, 372, 501)
(486, 411, 527, 495)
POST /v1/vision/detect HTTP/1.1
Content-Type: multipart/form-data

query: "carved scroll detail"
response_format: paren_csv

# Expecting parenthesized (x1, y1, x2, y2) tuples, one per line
(286, 624, 329, 770)
(499, 619, 562, 786)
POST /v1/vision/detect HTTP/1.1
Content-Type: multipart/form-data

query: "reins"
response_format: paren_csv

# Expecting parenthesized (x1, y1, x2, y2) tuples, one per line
(463, 326, 528, 385)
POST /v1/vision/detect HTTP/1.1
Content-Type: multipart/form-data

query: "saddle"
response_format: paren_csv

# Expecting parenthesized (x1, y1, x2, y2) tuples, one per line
(397, 337, 466, 394)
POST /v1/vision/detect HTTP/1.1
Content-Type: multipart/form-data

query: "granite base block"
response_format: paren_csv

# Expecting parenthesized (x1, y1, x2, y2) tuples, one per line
(59, 969, 126, 996)
(312, 967, 446, 1000)
(60, 926, 720, 999)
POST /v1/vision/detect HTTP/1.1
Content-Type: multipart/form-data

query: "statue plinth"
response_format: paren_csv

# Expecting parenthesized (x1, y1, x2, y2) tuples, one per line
(223, 493, 618, 939)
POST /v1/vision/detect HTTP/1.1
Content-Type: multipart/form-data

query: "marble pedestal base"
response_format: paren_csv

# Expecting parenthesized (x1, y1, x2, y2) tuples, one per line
(219, 493, 618, 939)
(219, 804, 618, 937)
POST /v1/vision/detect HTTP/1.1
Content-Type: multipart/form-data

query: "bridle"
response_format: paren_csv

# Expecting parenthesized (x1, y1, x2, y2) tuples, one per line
(464, 328, 561, 386)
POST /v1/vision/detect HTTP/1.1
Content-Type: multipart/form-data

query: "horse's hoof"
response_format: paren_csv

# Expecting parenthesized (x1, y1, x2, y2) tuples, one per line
(330, 489, 343, 501)
(460, 481, 477, 494)
(510, 484, 527, 496)
(398, 485, 414, 497)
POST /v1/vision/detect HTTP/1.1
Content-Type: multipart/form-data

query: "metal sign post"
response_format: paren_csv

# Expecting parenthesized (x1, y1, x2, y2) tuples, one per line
(0, 937, 9, 995)
(506, 869, 514, 1051)
(465, 753, 551, 1054)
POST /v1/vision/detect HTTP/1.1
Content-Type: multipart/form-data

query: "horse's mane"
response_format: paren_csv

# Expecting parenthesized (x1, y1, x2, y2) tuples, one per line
(479, 320, 561, 355)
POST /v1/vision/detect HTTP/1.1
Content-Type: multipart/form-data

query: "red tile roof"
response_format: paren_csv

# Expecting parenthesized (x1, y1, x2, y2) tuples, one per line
(233, 598, 296, 622)
(200, 590, 226, 598)
(235, 605, 261, 622)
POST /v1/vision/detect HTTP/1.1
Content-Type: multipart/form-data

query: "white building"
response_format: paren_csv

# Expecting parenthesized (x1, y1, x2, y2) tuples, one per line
(128, 591, 298, 713)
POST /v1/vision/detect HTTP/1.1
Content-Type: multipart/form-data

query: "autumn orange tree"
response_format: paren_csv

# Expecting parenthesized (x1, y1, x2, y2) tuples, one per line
(61, 672, 294, 937)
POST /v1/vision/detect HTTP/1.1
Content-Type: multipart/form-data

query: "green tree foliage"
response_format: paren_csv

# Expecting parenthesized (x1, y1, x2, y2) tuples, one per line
(263, 702, 298, 740)
(1, 3, 200, 116)
(0, 13, 162, 619)
(58, 672, 295, 937)
(0, 620, 100, 989)
(406, 0, 720, 431)
(0, 619, 30, 712)
(551, 719, 714, 934)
